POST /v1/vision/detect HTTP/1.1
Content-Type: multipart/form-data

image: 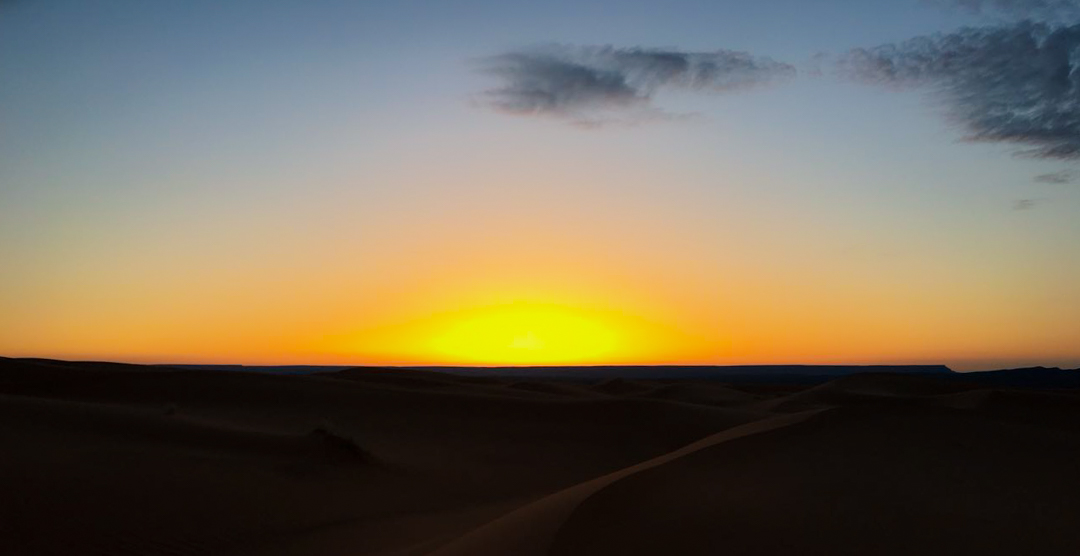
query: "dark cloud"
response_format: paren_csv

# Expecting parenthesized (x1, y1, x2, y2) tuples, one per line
(927, 0, 1080, 20)
(842, 21, 1080, 159)
(1033, 169, 1076, 182)
(477, 46, 796, 125)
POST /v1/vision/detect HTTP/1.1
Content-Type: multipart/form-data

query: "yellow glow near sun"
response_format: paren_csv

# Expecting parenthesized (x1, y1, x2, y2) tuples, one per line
(426, 303, 621, 364)
(321, 296, 705, 366)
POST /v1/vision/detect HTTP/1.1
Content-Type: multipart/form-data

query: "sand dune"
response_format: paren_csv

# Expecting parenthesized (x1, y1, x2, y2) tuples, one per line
(3, 357, 1080, 555)
(428, 411, 819, 556)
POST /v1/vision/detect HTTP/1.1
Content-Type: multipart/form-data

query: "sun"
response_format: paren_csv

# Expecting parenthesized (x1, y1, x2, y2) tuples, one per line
(328, 297, 698, 366)
(426, 303, 620, 365)
(508, 330, 544, 351)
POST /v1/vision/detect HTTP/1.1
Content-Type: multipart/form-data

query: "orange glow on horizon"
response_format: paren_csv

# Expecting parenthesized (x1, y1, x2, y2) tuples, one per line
(319, 301, 712, 366)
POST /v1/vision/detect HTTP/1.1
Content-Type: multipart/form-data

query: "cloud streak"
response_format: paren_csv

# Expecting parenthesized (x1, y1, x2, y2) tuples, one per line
(1012, 198, 1039, 209)
(477, 46, 795, 125)
(927, 0, 1080, 20)
(1034, 170, 1076, 182)
(842, 21, 1080, 159)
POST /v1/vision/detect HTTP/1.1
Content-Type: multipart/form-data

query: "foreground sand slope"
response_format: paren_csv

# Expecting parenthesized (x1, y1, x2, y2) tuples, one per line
(0, 358, 755, 555)
(2, 357, 1080, 555)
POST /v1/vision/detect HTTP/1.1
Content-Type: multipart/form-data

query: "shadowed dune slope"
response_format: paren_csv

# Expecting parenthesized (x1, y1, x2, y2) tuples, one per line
(1, 358, 756, 556)
(545, 402, 1080, 556)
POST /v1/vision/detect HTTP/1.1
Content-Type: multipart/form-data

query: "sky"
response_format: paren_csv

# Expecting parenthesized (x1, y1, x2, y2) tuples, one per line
(2, 0, 1079, 370)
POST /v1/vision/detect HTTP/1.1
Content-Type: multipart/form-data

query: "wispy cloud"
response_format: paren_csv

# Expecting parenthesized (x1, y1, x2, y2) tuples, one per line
(1012, 198, 1039, 209)
(476, 46, 796, 126)
(842, 22, 1080, 159)
(1033, 170, 1076, 182)
(926, 0, 1080, 20)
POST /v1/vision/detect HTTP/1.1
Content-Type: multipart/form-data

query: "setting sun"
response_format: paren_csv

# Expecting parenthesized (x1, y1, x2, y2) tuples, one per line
(427, 303, 620, 364)
(312, 297, 707, 367)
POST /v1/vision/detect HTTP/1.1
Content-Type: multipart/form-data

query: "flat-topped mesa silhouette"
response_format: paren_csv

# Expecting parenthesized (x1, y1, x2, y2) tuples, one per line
(944, 366, 1080, 388)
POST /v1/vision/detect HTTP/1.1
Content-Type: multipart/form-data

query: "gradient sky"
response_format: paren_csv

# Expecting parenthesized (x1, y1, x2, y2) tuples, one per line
(2, 0, 1079, 370)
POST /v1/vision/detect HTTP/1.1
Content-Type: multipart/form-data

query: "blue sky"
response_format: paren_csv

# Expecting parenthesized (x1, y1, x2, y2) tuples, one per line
(2, 0, 1078, 369)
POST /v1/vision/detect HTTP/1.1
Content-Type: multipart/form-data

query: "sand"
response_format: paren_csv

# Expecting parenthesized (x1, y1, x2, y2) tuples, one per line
(2, 356, 1080, 555)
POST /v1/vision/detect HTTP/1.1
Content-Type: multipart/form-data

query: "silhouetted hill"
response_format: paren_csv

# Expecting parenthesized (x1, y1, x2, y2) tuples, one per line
(161, 364, 354, 374)
(401, 365, 955, 382)
(6, 357, 1078, 389)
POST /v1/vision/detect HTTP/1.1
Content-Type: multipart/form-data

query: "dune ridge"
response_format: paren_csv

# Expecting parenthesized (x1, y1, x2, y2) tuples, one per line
(427, 411, 821, 556)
